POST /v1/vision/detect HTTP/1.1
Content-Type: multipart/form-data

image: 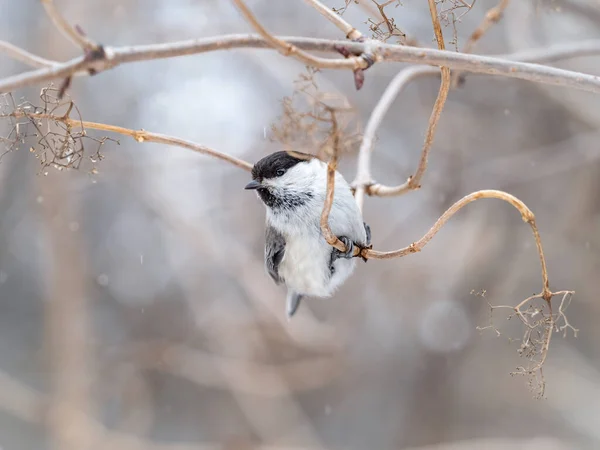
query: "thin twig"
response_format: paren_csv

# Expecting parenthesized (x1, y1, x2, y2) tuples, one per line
(358, 0, 451, 199)
(361, 190, 543, 268)
(8, 110, 253, 171)
(3, 35, 600, 93)
(38, 174, 94, 449)
(0, 41, 57, 68)
(303, 0, 364, 40)
(41, 0, 98, 51)
(409, 0, 450, 190)
(463, 0, 511, 54)
(232, 0, 367, 71)
(353, 66, 437, 211)
(319, 108, 347, 252)
(453, 0, 511, 86)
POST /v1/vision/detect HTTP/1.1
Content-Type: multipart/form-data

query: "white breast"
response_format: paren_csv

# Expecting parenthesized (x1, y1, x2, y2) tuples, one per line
(277, 231, 357, 298)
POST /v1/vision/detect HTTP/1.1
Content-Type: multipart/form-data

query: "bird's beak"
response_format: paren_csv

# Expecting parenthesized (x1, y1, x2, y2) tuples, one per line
(244, 180, 262, 190)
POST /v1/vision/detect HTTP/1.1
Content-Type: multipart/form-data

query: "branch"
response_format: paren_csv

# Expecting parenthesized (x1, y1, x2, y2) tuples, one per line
(319, 108, 347, 252)
(453, 0, 511, 86)
(8, 110, 253, 171)
(232, 0, 367, 71)
(352, 65, 438, 210)
(38, 170, 94, 449)
(302, 0, 364, 40)
(3, 35, 600, 94)
(360, 190, 546, 287)
(351, 24, 600, 200)
(398, 0, 450, 192)
(0, 41, 57, 68)
(354, 1, 450, 202)
(464, 0, 511, 53)
(41, 0, 98, 51)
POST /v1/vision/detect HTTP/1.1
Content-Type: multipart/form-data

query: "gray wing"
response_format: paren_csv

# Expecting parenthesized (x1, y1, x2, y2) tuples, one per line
(265, 225, 286, 284)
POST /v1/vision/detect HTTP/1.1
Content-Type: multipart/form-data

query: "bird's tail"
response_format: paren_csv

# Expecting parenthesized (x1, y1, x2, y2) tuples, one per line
(286, 290, 303, 319)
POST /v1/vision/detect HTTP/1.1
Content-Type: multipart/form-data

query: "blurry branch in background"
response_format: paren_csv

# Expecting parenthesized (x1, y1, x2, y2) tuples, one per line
(41, 0, 98, 51)
(352, 65, 438, 210)
(135, 340, 344, 397)
(319, 107, 357, 253)
(453, 0, 512, 86)
(1, 89, 252, 172)
(477, 290, 578, 398)
(38, 163, 94, 450)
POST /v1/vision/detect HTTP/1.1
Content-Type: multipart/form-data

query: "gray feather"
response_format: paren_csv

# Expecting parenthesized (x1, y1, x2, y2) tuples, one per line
(265, 224, 286, 284)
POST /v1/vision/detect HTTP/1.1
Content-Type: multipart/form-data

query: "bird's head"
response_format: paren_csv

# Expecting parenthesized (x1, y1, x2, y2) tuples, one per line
(245, 151, 319, 210)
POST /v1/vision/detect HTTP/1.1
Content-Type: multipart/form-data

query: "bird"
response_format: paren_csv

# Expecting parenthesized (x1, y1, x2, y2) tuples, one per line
(245, 150, 371, 318)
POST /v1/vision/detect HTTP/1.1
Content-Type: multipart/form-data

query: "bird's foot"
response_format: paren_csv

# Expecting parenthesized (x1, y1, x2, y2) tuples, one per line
(332, 236, 355, 260)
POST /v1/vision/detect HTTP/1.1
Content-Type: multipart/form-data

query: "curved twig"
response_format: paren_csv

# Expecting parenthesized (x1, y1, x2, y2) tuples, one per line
(8, 110, 253, 171)
(232, 0, 367, 71)
(41, 0, 98, 51)
(319, 108, 347, 252)
(353, 66, 437, 210)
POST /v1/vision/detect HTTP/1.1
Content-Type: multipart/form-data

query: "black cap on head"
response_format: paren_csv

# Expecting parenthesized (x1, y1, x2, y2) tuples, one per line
(251, 151, 312, 181)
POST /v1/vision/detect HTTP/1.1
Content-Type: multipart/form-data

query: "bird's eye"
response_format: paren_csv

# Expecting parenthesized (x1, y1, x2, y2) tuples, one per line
(276, 169, 286, 177)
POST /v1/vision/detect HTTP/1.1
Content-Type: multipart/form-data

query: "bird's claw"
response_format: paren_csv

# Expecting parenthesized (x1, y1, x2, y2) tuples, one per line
(333, 236, 355, 260)
(331, 224, 372, 263)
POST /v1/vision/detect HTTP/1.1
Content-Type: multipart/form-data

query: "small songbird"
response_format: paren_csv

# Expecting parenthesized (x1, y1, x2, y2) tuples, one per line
(245, 151, 371, 318)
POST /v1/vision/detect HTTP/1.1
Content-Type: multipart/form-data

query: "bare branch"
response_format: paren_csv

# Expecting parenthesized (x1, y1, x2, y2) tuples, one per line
(303, 0, 364, 40)
(354, 1, 451, 201)
(38, 172, 94, 449)
(362, 190, 540, 260)
(8, 110, 252, 171)
(0, 41, 57, 68)
(453, 0, 512, 86)
(353, 65, 438, 210)
(319, 108, 347, 252)
(463, 0, 511, 54)
(354, 38, 600, 201)
(232, 0, 367, 71)
(3, 35, 600, 94)
(41, 0, 98, 51)
(479, 288, 576, 397)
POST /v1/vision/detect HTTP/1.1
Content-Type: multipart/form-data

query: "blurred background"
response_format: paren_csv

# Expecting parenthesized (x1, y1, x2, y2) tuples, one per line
(0, 0, 599, 449)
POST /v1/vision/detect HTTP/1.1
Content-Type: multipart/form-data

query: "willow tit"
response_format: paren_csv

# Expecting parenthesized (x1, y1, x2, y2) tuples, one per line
(245, 151, 371, 318)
